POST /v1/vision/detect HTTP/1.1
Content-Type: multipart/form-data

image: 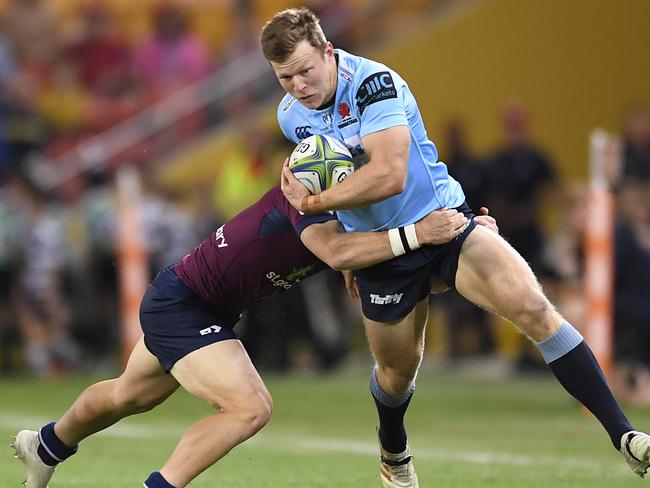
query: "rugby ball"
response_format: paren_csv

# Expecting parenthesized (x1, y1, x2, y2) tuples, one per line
(288, 134, 354, 194)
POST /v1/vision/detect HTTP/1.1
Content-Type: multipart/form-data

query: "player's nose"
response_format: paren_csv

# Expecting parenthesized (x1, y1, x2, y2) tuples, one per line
(293, 77, 307, 92)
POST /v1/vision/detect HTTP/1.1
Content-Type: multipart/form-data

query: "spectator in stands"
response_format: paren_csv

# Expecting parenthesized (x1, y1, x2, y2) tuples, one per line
(36, 60, 88, 138)
(1, 70, 47, 170)
(621, 103, 650, 183)
(10, 175, 80, 376)
(487, 100, 557, 272)
(132, 2, 212, 101)
(613, 183, 650, 403)
(4, 0, 60, 80)
(131, 2, 212, 149)
(0, 17, 17, 179)
(66, 1, 132, 97)
(0, 181, 21, 372)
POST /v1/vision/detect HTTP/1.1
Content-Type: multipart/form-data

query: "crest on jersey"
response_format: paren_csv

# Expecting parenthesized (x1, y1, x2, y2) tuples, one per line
(355, 71, 397, 115)
(322, 112, 333, 128)
(338, 102, 350, 117)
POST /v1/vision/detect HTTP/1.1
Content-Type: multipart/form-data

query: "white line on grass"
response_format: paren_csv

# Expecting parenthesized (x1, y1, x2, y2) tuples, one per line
(0, 413, 626, 474)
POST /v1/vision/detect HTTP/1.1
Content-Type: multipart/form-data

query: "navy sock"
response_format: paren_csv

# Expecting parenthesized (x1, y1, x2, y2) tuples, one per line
(370, 369, 414, 455)
(144, 471, 176, 488)
(37, 422, 78, 466)
(547, 341, 633, 449)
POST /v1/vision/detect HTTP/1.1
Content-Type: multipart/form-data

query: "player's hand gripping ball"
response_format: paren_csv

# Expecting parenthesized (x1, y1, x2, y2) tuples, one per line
(288, 135, 355, 194)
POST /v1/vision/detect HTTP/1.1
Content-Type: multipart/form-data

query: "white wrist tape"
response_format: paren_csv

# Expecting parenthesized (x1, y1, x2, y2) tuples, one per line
(388, 228, 406, 256)
(388, 224, 421, 257)
(403, 224, 420, 251)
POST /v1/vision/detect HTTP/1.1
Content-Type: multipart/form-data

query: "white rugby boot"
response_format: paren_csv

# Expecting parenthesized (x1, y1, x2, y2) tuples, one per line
(378, 439, 419, 488)
(621, 430, 650, 478)
(11, 430, 55, 488)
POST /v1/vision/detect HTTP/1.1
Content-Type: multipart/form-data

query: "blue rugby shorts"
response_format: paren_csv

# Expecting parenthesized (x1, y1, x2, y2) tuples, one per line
(140, 266, 239, 372)
(354, 202, 477, 323)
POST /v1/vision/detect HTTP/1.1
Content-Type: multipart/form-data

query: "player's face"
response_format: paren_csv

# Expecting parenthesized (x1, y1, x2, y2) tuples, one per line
(271, 40, 337, 109)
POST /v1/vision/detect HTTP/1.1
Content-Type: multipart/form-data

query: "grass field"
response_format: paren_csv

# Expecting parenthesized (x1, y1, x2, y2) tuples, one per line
(2, 368, 649, 487)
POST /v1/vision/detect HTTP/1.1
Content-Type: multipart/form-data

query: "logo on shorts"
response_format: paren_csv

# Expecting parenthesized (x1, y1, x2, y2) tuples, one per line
(199, 325, 222, 336)
(370, 293, 403, 305)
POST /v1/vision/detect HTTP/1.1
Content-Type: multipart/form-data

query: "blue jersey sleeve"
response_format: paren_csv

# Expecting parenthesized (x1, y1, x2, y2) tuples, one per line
(353, 64, 409, 138)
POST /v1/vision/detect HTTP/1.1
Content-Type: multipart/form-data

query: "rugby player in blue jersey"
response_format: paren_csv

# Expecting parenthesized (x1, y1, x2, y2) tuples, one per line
(262, 7, 650, 487)
(12, 186, 500, 488)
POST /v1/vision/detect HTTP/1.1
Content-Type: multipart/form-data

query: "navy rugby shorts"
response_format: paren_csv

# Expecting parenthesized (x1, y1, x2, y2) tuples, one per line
(140, 266, 239, 372)
(354, 202, 477, 323)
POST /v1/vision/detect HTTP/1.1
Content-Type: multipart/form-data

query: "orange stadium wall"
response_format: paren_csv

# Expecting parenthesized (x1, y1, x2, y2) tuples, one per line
(373, 0, 650, 181)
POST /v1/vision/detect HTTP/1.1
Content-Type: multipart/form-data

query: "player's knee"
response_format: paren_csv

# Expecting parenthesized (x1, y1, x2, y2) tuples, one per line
(515, 292, 560, 341)
(243, 395, 273, 433)
(230, 390, 273, 436)
(378, 364, 419, 397)
(212, 385, 273, 433)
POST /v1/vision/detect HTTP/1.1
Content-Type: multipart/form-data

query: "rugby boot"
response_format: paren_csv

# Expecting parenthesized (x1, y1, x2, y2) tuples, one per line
(12, 430, 55, 488)
(621, 430, 650, 478)
(379, 439, 419, 488)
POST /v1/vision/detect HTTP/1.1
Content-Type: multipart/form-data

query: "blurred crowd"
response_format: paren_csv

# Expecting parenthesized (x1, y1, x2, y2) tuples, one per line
(0, 0, 649, 402)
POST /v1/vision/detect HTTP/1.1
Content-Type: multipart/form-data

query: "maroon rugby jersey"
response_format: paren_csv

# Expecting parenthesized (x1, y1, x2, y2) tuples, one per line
(174, 187, 336, 317)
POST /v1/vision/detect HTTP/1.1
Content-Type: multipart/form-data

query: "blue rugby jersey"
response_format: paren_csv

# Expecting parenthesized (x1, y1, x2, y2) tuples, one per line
(277, 49, 466, 232)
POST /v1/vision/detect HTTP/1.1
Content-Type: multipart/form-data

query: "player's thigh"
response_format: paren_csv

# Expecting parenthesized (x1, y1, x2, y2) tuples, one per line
(364, 297, 429, 370)
(170, 339, 272, 413)
(114, 336, 180, 408)
(455, 226, 562, 337)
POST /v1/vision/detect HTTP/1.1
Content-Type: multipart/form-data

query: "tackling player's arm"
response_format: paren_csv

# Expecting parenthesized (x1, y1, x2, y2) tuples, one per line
(301, 206, 499, 271)
(300, 206, 468, 271)
(281, 125, 410, 214)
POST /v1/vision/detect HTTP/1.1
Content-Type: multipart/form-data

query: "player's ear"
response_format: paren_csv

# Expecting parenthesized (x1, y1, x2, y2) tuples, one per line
(324, 42, 334, 59)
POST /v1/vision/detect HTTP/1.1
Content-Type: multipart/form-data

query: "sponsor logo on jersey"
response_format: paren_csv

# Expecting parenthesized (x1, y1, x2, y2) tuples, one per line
(295, 126, 313, 140)
(337, 116, 359, 129)
(369, 293, 403, 305)
(282, 98, 297, 112)
(215, 225, 228, 248)
(266, 265, 315, 290)
(355, 71, 397, 115)
(340, 71, 352, 83)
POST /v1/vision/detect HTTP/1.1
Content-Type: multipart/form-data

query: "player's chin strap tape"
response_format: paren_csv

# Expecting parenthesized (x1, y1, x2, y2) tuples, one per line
(388, 224, 420, 257)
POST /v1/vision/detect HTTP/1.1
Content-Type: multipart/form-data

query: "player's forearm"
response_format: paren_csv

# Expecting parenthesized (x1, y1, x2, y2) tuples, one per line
(326, 230, 396, 270)
(306, 162, 405, 213)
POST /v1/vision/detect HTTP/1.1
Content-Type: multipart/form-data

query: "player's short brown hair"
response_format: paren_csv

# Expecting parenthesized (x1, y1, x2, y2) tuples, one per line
(260, 7, 327, 63)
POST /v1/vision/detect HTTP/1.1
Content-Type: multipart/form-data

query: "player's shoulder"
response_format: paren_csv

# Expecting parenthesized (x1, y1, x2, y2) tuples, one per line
(278, 93, 298, 117)
(337, 49, 405, 88)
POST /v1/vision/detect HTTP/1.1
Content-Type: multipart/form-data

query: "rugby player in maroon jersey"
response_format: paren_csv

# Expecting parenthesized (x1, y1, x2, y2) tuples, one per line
(13, 186, 497, 488)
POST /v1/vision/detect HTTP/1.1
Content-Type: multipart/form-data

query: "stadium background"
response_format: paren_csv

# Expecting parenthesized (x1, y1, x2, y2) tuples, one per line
(1, 0, 650, 486)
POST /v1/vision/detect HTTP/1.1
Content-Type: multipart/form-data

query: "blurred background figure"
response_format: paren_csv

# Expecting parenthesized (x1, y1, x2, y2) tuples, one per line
(131, 1, 211, 101)
(487, 100, 557, 273)
(612, 183, 650, 403)
(4, 0, 60, 80)
(621, 103, 650, 183)
(10, 175, 79, 376)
